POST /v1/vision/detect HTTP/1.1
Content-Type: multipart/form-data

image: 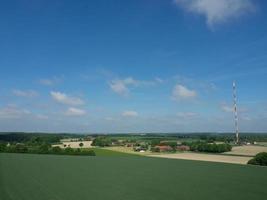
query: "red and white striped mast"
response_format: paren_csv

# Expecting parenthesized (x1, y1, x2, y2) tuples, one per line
(233, 81, 239, 144)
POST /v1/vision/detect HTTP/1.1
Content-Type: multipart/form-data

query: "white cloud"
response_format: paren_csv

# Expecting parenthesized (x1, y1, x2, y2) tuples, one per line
(174, 0, 256, 28)
(172, 84, 197, 100)
(50, 91, 84, 106)
(36, 114, 49, 120)
(177, 112, 198, 118)
(110, 79, 129, 96)
(122, 110, 138, 117)
(109, 77, 157, 96)
(241, 116, 251, 121)
(155, 77, 164, 83)
(220, 103, 248, 114)
(39, 76, 63, 86)
(13, 89, 38, 97)
(65, 107, 87, 116)
(0, 105, 31, 119)
(105, 117, 114, 121)
(221, 104, 233, 112)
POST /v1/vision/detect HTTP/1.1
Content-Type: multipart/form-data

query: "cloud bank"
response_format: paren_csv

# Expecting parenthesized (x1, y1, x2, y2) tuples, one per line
(13, 89, 38, 98)
(174, 0, 256, 28)
(122, 110, 138, 117)
(65, 107, 87, 116)
(50, 91, 84, 106)
(109, 77, 158, 96)
(172, 84, 197, 101)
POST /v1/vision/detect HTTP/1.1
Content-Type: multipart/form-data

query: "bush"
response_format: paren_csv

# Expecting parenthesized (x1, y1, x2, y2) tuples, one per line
(51, 146, 62, 154)
(15, 144, 28, 153)
(64, 147, 74, 154)
(38, 143, 51, 154)
(0, 143, 6, 152)
(150, 139, 161, 147)
(76, 149, 96, 156)
(5, 145, 17, 153)
(248, 152, 267, 166)
(188, 142, 232, 153)
(150, 147, 160, 153)
(92, 137, 112, 147)
(79, 142, 84, 147)
(0, 142, 95, 156)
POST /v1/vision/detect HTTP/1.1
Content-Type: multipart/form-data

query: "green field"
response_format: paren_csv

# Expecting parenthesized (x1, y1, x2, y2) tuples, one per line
(1, 153, 267, 200)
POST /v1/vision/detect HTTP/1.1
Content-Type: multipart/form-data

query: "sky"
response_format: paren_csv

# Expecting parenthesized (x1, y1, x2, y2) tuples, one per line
(0, 0, 267, 133)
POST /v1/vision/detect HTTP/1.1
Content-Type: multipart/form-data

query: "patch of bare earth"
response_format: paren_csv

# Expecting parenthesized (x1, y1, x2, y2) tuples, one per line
(52, 141, 92, 148)
(149, 152, 252, 165)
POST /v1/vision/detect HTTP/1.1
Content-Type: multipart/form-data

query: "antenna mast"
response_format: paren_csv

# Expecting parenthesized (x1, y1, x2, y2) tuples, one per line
(233, 81, 239, 144)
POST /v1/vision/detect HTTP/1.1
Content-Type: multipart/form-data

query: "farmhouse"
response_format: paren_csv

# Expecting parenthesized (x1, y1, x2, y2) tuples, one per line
(155, 145, 173, 152)
(177, 145, 190, 151)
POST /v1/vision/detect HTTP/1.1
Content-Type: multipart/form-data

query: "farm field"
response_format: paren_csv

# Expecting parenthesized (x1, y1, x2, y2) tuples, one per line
(52, 141, 92, 149)
(257, 142, 267, 147)
(223, 145, 267, 156)
(91, 148, 139, 156)
(105, 146, 255, 164)
(1, 153, 267, 200)
(104, 146, 149, 155)
(149, 152, 252, 164)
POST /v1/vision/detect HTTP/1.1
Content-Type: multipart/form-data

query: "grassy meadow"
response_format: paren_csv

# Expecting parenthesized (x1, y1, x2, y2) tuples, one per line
(1, 153, 267, 200)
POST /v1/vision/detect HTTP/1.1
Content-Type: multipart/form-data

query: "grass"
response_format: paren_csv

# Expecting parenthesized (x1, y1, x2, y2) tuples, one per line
(1, 153, 267, 200)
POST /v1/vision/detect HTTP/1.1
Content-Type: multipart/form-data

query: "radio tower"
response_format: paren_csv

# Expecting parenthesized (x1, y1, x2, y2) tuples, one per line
(233, 81, 239, 144)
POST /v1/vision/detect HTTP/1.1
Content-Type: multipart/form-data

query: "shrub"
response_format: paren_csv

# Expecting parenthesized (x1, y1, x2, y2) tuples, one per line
(92, 137, 112, 147)
(51, 146, 62, 154)
(83, 150, 95, 156)
(248, 152, 267, 166)
(79, 143, 84, 147)
(38, 143, 51, 154)
(150, 147, 160, 153)
(15, 144, 28, 153)
(77, 149, 96, 156)
(188, 142, 232, 153)
(0, 143, 6, 152)
(64, 147, 74, 154)
(150, 139, 161, 147)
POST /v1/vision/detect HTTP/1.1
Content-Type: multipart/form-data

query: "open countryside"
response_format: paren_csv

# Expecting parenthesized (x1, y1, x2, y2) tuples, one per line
(223, 145, 267, 156)
(1, 133, 267, 200)
(1, 153, 267, 200)
(149, 152, 252, 164)
(1, 0, 267, 200)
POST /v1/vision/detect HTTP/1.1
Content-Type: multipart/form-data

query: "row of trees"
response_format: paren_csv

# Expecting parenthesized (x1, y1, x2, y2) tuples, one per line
(185, 142, 232, 153)
(248, 152, 267, 166)
(0, 143, 95, 156)
(0, 133, 63, 144)
(91, 137, 112, 147)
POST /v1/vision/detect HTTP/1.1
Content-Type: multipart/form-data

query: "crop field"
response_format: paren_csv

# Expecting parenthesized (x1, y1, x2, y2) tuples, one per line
(149, 152, 253, 164)
(223, 145, 267, 156)
(52, 141, 93, 149)
(1, 153, 267, 200)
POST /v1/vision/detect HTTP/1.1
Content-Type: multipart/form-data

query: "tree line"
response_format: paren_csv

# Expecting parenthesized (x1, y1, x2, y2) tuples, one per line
(0, 143, 95, 156)
(248, 152, 267, 166)
(183, 141, 232, 153)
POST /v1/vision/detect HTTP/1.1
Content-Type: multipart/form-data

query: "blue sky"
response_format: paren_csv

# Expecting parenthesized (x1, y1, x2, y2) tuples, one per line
(0, 0, 267, 133)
